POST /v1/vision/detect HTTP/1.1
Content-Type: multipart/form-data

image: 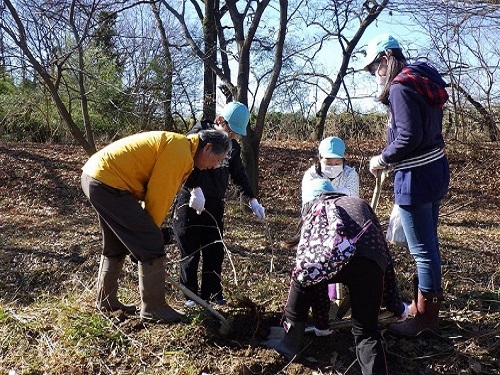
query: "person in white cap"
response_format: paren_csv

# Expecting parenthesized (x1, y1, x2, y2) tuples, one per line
(172, 101, 265, 307)
(265, 178, 407, 375)
(363, 34, 449, 337)
(301, 136, 359, 206)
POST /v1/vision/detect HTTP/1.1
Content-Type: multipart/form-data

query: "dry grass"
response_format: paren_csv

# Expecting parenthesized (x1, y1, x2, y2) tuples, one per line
(0, 138, 499, 374)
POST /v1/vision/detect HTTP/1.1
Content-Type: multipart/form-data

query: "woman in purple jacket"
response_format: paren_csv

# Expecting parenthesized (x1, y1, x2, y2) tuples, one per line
(365, 34, 450, 336)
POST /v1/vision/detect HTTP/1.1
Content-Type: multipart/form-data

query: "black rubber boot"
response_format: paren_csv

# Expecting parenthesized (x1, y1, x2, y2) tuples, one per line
(265, 319, 306, 360)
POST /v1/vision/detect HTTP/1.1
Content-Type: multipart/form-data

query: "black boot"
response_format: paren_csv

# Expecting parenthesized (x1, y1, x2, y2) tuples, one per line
(265, 319, 305, 360)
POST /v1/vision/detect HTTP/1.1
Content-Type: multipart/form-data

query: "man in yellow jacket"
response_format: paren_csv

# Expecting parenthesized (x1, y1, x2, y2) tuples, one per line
(81, 129, 231, 323)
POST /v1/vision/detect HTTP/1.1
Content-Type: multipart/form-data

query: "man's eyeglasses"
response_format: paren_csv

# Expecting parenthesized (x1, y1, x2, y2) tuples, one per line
(219, 119, 234, 135)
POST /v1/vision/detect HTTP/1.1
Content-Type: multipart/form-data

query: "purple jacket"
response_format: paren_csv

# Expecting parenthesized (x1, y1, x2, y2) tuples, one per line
(382, 62, 450, 205)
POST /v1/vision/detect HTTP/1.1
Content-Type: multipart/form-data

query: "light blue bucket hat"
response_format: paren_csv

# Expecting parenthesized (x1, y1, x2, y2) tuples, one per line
(318, 137, 346, 159)
(302, 178, 335, 205)
(221, 101, 250, 136)
(363, 34, 401, 71)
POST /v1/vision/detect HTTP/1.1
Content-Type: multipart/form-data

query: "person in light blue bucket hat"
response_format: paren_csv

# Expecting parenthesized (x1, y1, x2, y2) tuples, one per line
(265, 182, 408, 375)
(363, 34, 450, 337)
(301, 136, 360, 333)
(302, 136, 359, 207)
(172, 101, 265, 308)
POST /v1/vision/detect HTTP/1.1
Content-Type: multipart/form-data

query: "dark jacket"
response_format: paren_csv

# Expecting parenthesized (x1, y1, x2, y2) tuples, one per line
(299, 194, 390, 274)
(382, 62, 450, 205)
(178, 120, 255, 202)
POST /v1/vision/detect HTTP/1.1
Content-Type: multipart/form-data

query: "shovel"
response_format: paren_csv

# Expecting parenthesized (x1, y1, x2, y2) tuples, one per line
(166, 276, 232, 335)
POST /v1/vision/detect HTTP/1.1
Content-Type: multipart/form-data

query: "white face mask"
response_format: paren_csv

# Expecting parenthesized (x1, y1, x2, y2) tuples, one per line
(375, 68, 387, 86)
(321, 165, 343, 179)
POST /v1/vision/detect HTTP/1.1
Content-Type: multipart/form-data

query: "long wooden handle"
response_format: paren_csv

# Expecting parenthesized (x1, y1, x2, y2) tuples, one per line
(370, 170, 386, 212)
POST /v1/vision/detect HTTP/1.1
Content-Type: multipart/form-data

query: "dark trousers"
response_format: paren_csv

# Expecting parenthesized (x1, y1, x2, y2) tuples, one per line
(81, 173, 164, 262)
(285, 256, 388, 375)
(310, 257, 404, 330)
(173, 197, 225, 301)
(310, 281, 330, 330)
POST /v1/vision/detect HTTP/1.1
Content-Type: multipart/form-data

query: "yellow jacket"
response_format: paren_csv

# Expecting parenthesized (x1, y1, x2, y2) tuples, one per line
(82, 131, 199, 226)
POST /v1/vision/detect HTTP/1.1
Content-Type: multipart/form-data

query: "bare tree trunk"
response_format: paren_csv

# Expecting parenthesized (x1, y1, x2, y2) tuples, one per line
(215, 5, 232, 103)
(3, 0, 96, 155)
(239, 133, 259, 195)
(240, 0, 288, 195)
(225, 0, 270, 193)
(203, 0, 217, 120)
(451, 82, 498, 141)
(69, 1, 94, 148)
(151, 2, 175, 131)
(312, 0, 389, 141)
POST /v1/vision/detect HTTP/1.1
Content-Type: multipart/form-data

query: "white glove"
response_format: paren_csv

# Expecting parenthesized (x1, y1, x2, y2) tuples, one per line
(250, 198, 265, 221)
(189, 187, 205, 215)
(369, 154, 388, 176)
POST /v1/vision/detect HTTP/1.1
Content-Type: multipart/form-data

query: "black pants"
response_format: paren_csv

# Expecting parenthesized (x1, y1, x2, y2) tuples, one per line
(173, 196, 225, 301)
(285, 256, 388, 375)
(81, 172, 164, 262)
(310, 256, 404, 330)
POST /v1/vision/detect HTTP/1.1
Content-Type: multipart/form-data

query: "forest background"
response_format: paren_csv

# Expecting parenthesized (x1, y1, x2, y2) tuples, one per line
(0, 0, 499, 374)
(0, 0, 499, 191)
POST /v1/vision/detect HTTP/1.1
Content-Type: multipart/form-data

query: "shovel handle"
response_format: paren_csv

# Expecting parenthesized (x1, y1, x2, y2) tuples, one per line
(370, 170, 386, 212)
(166, 276, 231, 332)
(304, 315, 399, 333)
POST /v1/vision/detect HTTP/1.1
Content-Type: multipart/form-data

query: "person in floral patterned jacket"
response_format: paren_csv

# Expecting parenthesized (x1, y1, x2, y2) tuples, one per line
(266, 179, 407, 375)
